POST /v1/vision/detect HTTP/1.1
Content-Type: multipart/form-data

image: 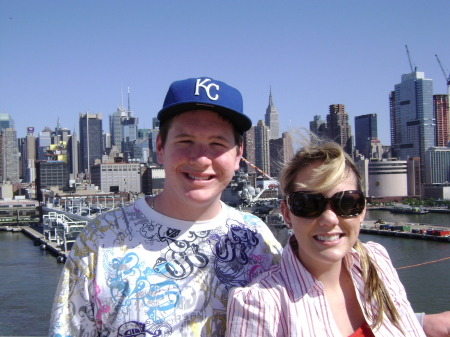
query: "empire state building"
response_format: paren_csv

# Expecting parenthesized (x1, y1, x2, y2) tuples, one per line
(265, 88, 279, 140)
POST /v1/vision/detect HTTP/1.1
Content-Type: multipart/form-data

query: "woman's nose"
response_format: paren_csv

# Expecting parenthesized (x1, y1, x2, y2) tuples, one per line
(317, 203, 340, 227)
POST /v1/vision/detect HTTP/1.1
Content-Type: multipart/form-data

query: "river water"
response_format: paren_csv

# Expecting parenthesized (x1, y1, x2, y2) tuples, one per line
(0, 210, 449, 336)
(366, 209, 450, 228)
(0, 231, 63, 336)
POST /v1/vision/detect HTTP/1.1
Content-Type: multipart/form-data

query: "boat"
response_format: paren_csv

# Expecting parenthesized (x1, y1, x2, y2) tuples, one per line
(390, 206, 429, 214)
(221, 170, 276, 207)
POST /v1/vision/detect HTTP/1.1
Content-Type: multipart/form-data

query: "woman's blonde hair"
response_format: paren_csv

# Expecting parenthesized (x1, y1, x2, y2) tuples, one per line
(279, 139, 403, 333)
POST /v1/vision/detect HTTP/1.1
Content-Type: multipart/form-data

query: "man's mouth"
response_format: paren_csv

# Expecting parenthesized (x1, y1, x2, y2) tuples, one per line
(187, 173, 212, 181)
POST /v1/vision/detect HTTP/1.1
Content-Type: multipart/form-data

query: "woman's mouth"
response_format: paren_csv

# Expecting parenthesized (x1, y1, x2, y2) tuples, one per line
(314, 234, 343, 242)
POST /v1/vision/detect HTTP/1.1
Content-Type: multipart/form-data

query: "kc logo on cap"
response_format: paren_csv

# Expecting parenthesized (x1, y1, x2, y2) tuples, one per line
(157, 77, 252, 134)
(195, 78, 219, 101)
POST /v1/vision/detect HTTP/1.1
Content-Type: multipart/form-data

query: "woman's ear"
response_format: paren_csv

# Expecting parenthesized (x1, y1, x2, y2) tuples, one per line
(280, 199, 292, 227)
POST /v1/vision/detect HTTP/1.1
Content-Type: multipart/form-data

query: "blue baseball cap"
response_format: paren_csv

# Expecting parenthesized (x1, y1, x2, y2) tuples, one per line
(157, 77, 252, 134)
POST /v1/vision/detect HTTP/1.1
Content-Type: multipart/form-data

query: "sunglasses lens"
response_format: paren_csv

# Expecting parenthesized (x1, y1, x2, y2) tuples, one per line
(333, 191, 365, 217)
(289, 193, 324, 218)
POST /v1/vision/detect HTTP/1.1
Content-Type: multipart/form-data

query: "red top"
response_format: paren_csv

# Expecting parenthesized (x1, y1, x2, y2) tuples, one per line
(348, 322, 375, 337)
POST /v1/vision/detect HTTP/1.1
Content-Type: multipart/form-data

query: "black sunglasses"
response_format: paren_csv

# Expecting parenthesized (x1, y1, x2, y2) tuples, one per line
(286, 190, 366, 219)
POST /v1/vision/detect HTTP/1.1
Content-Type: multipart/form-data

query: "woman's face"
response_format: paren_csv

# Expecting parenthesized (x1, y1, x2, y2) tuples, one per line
(280, 161, 366, 274)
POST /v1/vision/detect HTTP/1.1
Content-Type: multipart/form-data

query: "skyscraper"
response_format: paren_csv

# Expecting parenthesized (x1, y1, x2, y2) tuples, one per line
(109, 107, 128, 152)
(355, 114, 377, 158)
(22, 127, 36, 183)
(434, 94, 449, 147)
(254, 120, 270, 176)
(269, 132, 294, 179)
(67, 131, 79, 180)
(326, 104, 353, 155)
(0, 128, 20, 183)
(109, 86, 138, 155)
(265, 88, 279, 140)
(122, 116, 139, 160)
(309, 115, 326, 138)
(391, 71, 435, 178)
(0, 113, 19, 183)
(79, 112, 103, 174)
(243, 128, 256, 174)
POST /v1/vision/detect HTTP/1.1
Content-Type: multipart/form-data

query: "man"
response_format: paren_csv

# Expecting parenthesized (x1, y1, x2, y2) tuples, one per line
(49, 77, 283, 337)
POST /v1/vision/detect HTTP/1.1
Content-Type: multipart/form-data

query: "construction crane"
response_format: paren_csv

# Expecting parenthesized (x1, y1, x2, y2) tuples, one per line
(435, 54, 450, 86)
(405, 45, 417, 73)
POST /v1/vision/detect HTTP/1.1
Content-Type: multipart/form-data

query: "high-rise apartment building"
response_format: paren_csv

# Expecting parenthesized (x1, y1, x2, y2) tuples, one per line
(391, 71, 435, 179)
(434, 94, 449, 147)
(269, 132, 294, 179)
(326, 104, 353, 155)
(265, 89, 279, 140)
(79, 112, 103, 174)
(254, 120, 270, 177)
(355, 114, 377, 158)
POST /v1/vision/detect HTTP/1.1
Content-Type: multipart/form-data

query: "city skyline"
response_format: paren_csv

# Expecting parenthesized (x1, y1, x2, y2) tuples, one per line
(1, 1, 450, 144)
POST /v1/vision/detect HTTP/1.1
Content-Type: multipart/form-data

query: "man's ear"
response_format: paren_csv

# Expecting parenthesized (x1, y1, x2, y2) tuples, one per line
(234, 143, 244, 171)
(156, 133, 164, 165)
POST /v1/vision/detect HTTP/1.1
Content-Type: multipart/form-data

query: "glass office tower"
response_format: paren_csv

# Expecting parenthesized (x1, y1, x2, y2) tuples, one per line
(355, 114, 378, 158)
(392, 71, 435, 179)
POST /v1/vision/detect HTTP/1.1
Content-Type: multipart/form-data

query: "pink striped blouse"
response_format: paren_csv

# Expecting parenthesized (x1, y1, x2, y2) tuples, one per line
(226, 237, 426, 337)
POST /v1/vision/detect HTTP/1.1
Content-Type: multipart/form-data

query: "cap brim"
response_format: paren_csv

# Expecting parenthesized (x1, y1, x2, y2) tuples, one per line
(158, 103, 252, 134)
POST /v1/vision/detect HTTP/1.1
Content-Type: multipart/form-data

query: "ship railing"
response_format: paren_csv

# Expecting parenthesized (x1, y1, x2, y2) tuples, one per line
(42, 212, 88, 251)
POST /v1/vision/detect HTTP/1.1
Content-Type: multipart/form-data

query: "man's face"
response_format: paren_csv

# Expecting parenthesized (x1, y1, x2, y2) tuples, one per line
(156, 109, 243, 210)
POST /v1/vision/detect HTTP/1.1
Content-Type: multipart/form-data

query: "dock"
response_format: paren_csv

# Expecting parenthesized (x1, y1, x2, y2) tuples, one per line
(1, 224, 69, 262)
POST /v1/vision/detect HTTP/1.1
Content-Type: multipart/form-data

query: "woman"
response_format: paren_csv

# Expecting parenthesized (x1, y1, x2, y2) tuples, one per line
(226, 141, 425, 336)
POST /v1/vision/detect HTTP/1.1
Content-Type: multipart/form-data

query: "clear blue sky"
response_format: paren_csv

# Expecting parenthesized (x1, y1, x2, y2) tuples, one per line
(1, 0, 449, 145)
